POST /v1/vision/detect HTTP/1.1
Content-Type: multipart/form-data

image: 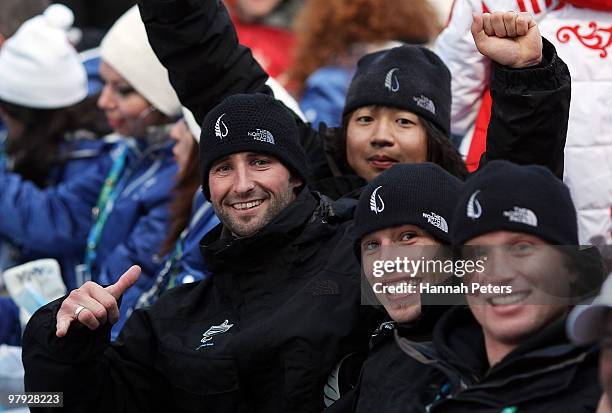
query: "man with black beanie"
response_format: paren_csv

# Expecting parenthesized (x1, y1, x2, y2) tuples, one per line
(326, 163, 462, 412)
(22, 93, 376, 412)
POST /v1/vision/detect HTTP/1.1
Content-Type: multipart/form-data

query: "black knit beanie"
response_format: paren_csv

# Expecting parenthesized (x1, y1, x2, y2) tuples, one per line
(353, 163, 463, 247)
(199, 93, 309, 200)
(343, 45, 451, 136)
(452, 160, 578, 246)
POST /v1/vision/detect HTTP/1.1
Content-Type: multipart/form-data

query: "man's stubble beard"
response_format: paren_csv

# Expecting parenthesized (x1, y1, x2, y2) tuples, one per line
(215, 186, 298, 238)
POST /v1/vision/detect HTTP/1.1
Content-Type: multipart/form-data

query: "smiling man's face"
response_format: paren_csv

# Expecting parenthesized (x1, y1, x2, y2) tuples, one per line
(465, 231, 574, 350)
(208, 152, 302, 237)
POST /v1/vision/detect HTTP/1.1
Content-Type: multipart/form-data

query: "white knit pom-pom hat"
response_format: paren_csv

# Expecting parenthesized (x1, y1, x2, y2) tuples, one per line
(0, 4, 88, 109)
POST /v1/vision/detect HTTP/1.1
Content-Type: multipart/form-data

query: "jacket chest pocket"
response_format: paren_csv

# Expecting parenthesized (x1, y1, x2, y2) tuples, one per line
(157, 346, 244, 412)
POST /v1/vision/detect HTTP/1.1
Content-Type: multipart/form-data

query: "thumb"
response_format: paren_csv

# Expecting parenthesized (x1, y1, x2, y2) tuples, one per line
(105, 265, 141, 300)
(471, 13, 487, 45)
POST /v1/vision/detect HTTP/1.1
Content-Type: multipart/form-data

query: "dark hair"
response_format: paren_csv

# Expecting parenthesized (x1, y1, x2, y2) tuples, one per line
(290, 0, 441, 94)
(159, 143, 201, 256)
(2, 100, 74, 187)
(0, 96, 110, 188)
(340, 109, 469, 180)
(558, 245, 607, 302)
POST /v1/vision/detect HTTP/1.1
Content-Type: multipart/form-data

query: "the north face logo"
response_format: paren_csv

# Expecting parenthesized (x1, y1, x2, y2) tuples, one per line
(248, 129, 275, 144)
(503, 207, 538, 227)
(413, 95, 436, 115)
(467, 190, 482, 220)
(215, 113, 228, 139)
(370, 185, 385, 214)
(422, 212, 448, 233)
(384, 68, 400, 92)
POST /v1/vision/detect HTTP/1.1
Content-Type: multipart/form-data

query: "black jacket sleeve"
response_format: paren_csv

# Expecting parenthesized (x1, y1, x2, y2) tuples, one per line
(480, 38, 571, 179)
(22, 298, 159, 412)
(136, 0, 270, 125)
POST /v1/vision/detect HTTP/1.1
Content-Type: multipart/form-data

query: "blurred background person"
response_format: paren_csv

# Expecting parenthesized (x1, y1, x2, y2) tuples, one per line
(0, 5, 182, 346)
(0, 0, 51, 165)
(224, 0, 302, 86)
(0, 4, 98, 347)
(290, 0, 442, 128)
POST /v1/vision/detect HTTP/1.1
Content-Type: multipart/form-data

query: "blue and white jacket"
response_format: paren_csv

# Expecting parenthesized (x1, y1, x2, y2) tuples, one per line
(0, 133, 177, 291)
(113, 191, 219, 339)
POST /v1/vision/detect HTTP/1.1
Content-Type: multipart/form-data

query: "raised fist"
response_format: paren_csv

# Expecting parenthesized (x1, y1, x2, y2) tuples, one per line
(471, 11, 543, 68)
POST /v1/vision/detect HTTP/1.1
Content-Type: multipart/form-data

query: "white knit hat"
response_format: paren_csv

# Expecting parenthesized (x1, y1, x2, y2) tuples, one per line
(100, 6, 181, 117)
(182, 107, 200, 143)
(0, 4, 88, 109)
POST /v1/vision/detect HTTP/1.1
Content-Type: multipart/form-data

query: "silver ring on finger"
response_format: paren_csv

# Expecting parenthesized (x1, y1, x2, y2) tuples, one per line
(74, 305, 87, 320)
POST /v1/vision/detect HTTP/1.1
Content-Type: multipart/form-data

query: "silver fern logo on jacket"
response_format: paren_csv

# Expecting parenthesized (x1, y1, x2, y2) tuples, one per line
(196, 319, 234, 350)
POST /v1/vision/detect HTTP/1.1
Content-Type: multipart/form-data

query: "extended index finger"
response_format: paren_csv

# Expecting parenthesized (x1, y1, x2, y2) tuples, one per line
(105, 265, 141, 300)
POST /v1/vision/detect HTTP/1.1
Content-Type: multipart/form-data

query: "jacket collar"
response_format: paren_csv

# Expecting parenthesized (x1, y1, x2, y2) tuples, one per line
(432, 306, 587, 381)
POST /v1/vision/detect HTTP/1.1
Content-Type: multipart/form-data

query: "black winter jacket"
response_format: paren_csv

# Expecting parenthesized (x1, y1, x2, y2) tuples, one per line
(137, 0, 571, 199)
(22, 189, 377, 412)
(335, 306, 600, 413)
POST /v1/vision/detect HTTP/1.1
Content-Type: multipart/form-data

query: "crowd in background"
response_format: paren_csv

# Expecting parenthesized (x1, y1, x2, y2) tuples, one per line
(0, 0, 611, 412)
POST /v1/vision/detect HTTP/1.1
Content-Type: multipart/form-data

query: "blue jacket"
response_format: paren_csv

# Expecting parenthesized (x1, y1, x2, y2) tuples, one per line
(300, 66, 353, 129)
(113, 191, 219, 339)
(0, 297, 21, 346)
(0, 134, 177, 291)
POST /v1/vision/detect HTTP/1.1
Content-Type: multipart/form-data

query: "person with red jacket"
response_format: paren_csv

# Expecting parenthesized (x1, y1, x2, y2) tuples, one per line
(435, 0, 612, 247)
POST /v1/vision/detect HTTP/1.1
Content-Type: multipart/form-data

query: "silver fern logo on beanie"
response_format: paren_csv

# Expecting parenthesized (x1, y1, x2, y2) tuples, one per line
(370, 186, 385, 214)
(215, 113, 228, 139)
(467, 190, 483, 220)
(384, 68, 400, 92)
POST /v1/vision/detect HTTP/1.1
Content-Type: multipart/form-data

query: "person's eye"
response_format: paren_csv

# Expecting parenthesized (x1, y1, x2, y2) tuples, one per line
(396, 118, 416, 127)
(362, 240, 379, 252)
(463, 245, 488, 260)
(356, 115, 374, 124)
(213, 164, 231, 174)
(116, 85, 136, 97)
(252, 158, 271, 167)
(400, 232, 417, 241)
(509, 242, 534, 256)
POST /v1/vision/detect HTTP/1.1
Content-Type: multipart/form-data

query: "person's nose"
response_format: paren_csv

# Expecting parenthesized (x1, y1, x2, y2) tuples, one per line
(370, 120, 395, 148)
(97, 84, 116, 111)
(232, 163, 256, 196)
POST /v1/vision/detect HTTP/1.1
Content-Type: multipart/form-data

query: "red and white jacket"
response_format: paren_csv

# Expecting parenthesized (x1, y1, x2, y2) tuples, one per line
(435, 0, 612, 245)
